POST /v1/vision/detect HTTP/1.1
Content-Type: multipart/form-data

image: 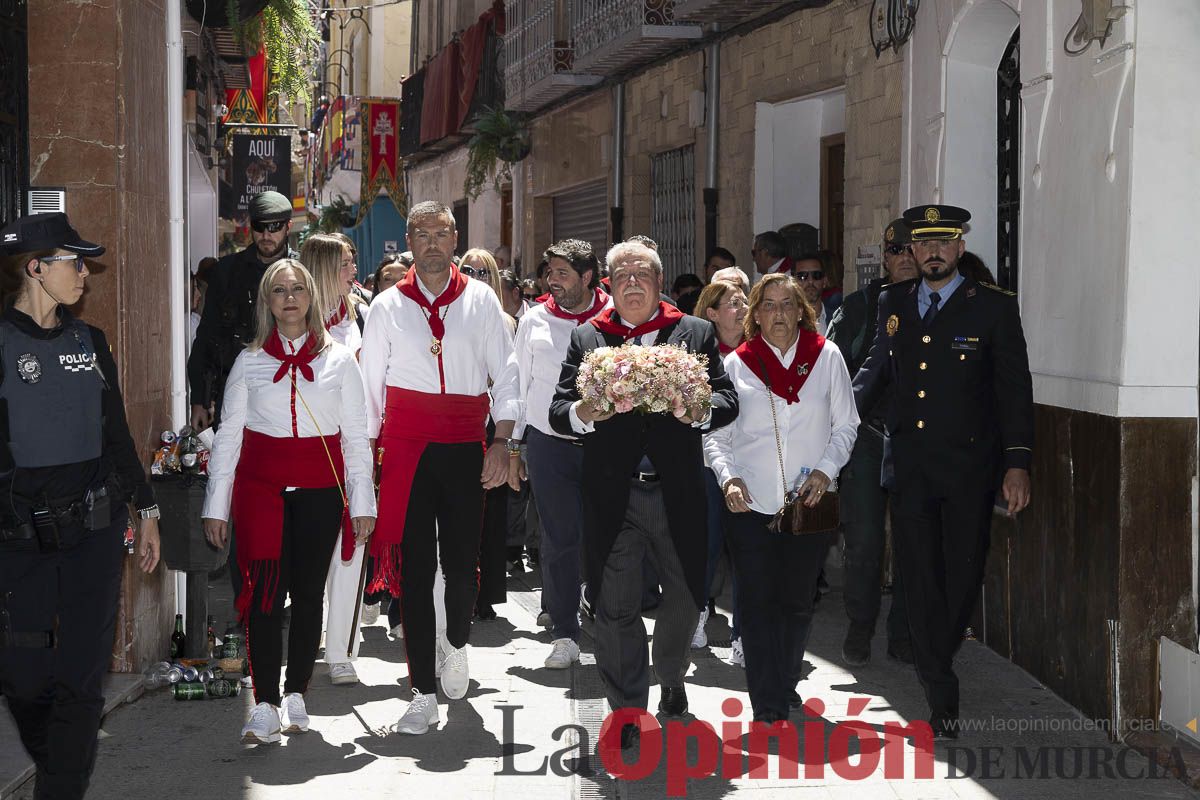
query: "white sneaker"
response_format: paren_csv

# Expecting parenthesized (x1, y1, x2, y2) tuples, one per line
(691, 607, 710, 649)
(395, 690, 439, 735)
(280, 693, 309, 734)
(389, 623, 405, 640)
(241, 702, 281, 744)
(729, 637, 745, 668)
(438, 632, 469, 699)
(362, 603, 381, 626)
(544, 638, 581, 669)
(329, 662, 358, 685)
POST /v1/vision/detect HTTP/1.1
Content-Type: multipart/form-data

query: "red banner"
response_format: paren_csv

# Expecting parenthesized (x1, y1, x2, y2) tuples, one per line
(359, 98, 406, 222)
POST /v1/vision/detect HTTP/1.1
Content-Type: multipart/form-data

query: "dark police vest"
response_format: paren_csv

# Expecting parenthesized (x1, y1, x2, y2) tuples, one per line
(0, 316, 103, 468)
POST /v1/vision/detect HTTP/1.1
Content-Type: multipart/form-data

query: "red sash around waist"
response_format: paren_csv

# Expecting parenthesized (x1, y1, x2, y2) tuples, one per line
(231, 429, 351, 618)
(370, 386, 490, 595)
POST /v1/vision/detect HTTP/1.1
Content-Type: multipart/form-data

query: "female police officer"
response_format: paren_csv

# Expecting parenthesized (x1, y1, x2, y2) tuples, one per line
(0, 212, 160, 799)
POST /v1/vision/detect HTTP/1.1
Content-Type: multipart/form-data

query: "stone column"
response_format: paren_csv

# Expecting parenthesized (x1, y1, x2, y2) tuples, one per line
(27, 0, 176, 671)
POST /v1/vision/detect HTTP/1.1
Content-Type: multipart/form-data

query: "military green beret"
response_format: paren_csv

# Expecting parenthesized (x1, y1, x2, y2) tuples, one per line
(884, 218, 912, 246)
(249, 191, 293, 223)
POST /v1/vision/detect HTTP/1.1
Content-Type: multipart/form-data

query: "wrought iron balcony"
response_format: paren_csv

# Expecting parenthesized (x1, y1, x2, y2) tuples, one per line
(505, 0, 601, 113)
(571, 0, 701, 75)
(673, 0, 833, 26)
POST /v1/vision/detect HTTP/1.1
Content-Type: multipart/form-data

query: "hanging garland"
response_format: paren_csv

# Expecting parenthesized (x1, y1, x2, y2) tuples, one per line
(227, 0, 320, 104)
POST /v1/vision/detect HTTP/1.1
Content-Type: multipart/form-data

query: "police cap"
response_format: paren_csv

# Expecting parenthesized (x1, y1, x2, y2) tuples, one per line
(249, 191, 293, 223)
(0, 213, 105, 257)
(883, 218, 912, 247)
(902, 204, 971, 242)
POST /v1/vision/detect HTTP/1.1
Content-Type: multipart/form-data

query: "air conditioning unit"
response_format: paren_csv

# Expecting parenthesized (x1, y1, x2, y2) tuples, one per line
(27, 188, 66, 215)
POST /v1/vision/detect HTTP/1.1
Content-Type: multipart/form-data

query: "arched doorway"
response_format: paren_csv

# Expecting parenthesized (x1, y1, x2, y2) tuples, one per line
(942, 0, 1019, 281)
(0, 0, 28, 225)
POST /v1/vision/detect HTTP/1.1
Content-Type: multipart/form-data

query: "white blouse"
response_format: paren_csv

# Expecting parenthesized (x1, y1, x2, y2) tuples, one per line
(359, 272, 520, 438)
(202, 331, 377, 522)
(704, 337, 859, 515)
(327, 303, 363, 354)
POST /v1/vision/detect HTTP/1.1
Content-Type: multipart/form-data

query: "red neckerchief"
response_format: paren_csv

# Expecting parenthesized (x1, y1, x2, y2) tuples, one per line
(545, 288, 609, 325)
(718, 340, 738, 356)
(590, 302, 685, 340)
(535, 292, 551, 304)
(735, 331, 825, 404)
(325, 299, 349, 329)
(397, 266, 469, 341)
(261, 329, 320, 383)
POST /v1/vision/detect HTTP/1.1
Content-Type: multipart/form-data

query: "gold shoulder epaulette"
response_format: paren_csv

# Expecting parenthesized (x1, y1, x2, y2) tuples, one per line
(980, 282, 1016, 297)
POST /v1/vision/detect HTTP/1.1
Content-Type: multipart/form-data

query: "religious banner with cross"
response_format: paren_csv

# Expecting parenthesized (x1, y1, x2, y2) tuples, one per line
(358, 98, 407, 223)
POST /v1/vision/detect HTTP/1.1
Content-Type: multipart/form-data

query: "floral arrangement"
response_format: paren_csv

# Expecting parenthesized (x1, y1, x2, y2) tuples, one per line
(576, 343, 713, 417)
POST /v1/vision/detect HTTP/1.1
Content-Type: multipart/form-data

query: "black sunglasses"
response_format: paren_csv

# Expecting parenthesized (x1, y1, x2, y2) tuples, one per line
(251, 220, 288, 234)
(884, 245, 911, 256)
(794, 270, 824, 281)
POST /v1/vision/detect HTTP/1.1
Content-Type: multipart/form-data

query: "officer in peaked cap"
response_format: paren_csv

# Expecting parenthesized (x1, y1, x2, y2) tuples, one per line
(187, 190, 297, 432)
(0, 212, 161, 797)
(852, 203, 1033, 738)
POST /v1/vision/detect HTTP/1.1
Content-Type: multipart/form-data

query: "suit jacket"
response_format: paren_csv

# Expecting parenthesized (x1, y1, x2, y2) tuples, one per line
(852, 276, 1033, 495)
(549, 315, 738, 609)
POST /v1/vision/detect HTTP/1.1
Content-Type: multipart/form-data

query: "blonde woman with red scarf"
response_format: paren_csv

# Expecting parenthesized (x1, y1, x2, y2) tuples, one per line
(202, 260, 376, 744)
(300, 233, 372, 686)
(703, 273, 859, 724)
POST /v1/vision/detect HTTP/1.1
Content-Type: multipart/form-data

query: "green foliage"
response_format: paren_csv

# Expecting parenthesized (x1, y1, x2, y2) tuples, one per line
(227, 0, 319, 105)
(298, 196, 355, 245)
(464, 108, 531, 200)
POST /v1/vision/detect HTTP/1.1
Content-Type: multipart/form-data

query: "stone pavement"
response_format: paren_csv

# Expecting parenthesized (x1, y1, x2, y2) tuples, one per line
(35, 557, 1200, 798)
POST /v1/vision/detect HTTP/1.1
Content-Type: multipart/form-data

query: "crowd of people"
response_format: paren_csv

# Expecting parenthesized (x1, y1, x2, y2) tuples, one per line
(180, 191, 1034, 749)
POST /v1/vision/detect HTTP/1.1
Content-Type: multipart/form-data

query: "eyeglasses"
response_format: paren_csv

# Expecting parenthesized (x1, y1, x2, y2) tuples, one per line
(612, 270, 656, 285)
(460, 266, 492, 279)
(718, 299, 748, 310)
(251, 220, 288, 234)
(884, 245, 911, 256)
(794, 270, 824, 281)
(39, 254, 87, 273)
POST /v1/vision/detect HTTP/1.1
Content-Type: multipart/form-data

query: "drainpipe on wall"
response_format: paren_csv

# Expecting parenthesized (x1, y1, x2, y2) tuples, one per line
(703, 36, 720, 259)
(167, 0, 188, 616)
(611, 83, 625, 243)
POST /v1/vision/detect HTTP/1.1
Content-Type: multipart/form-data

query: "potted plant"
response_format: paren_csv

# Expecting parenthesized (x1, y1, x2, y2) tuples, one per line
(226, 0, 320, 104)
(464, 108, 531, 200)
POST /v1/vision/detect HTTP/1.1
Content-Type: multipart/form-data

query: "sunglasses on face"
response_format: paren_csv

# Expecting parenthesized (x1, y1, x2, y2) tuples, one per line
(251, 220, 288, 234)
(884, 245, 911, 256)
(794, 270, 824, 281)
(39, 254, 87, 273)
(460, 266, 491, 279)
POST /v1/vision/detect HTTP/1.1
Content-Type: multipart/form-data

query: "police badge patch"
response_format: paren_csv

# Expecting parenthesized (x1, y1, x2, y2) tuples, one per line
(886, 314, 900, 336)
(17, 353, 41, 384)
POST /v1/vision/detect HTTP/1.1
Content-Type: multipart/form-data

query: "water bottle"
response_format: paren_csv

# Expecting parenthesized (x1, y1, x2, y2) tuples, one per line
(142, 661, 173, 689)
(797, 466, 812, 495)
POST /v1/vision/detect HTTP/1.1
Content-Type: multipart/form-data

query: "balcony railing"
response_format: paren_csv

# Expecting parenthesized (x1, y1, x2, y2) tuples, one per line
(505, 0, 601, 113)
(571, 0, 701, 74)
(672, 0, 832, 25)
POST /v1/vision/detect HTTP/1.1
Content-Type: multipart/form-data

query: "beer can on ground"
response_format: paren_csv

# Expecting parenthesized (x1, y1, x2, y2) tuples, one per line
(206, 679, 241, 698)
(173, 682, 207, 701)
(222, 633, 243, 659)
(166, 665, 184, 684)
(180, 666, 200, 683)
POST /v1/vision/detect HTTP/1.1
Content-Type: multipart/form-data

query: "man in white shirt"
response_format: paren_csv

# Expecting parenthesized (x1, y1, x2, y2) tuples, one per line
(512, 239, 610, 671)
(548, 242, 739, 750)
(359, 201, 521, 736)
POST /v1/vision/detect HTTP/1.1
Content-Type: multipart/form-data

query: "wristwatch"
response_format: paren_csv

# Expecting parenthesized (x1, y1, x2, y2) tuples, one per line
(505, 439, 522, 457)
(137, 505, 161, 520)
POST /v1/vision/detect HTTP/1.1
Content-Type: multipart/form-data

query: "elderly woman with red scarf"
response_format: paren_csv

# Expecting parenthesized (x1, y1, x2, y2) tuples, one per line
(202, 259, 375, 745)
(703, 273, 858, 724)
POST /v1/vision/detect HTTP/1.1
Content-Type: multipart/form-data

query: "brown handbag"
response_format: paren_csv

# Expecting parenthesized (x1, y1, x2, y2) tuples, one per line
(760, 364, 840, 535)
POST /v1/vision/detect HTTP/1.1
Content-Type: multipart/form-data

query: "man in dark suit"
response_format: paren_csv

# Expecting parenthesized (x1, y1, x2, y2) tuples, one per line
(549, 241, 738, 749)
(750, 230, 794, 277)
(853, 204, 1033, 739)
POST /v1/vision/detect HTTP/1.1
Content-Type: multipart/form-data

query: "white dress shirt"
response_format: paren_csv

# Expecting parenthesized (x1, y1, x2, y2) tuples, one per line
(202, 331, 377, 522)
(704, 336, 859, 515)
(327, 302, 363, 354)
(513, 297, 611, 440)
(359, 270, 521, 438)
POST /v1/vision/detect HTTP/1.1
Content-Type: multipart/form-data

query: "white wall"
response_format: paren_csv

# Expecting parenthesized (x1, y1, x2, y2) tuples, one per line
(368, 2, 412, 97)
(753, 89, 846, 237)
(186, 141, 217, 268)
(903, 0, 1200, 418)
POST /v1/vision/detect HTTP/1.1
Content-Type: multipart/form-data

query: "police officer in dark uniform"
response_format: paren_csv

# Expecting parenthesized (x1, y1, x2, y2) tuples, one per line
(852, 204, 1033, 739)
(187, 191, 296, 430)
(0, 212, 161, 798)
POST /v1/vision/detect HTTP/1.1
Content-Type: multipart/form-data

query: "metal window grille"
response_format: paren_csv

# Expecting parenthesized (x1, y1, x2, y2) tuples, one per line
(650, 145, 695, 285)
(0, 1, 29, 227)
(997, 28, 1020, 292)
(552, 180, 609, 262)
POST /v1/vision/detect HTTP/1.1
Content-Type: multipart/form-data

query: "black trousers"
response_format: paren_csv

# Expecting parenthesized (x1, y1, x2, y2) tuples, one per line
(400, 443, 484, 695)
(725, 508, 833, 720)
(478, 485, 508, 607)
(245, 487, 343, 706)
(0, 511, 125, 800)
(890, 479, 993, 722)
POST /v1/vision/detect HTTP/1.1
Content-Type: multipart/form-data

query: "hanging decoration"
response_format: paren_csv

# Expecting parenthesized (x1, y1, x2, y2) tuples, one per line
(358, 98, 407, 223)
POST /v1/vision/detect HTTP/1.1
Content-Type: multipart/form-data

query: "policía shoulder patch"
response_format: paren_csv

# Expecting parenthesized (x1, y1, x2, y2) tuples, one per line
(980, 282, 1017, 297)
(16, 353, 41, 384)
